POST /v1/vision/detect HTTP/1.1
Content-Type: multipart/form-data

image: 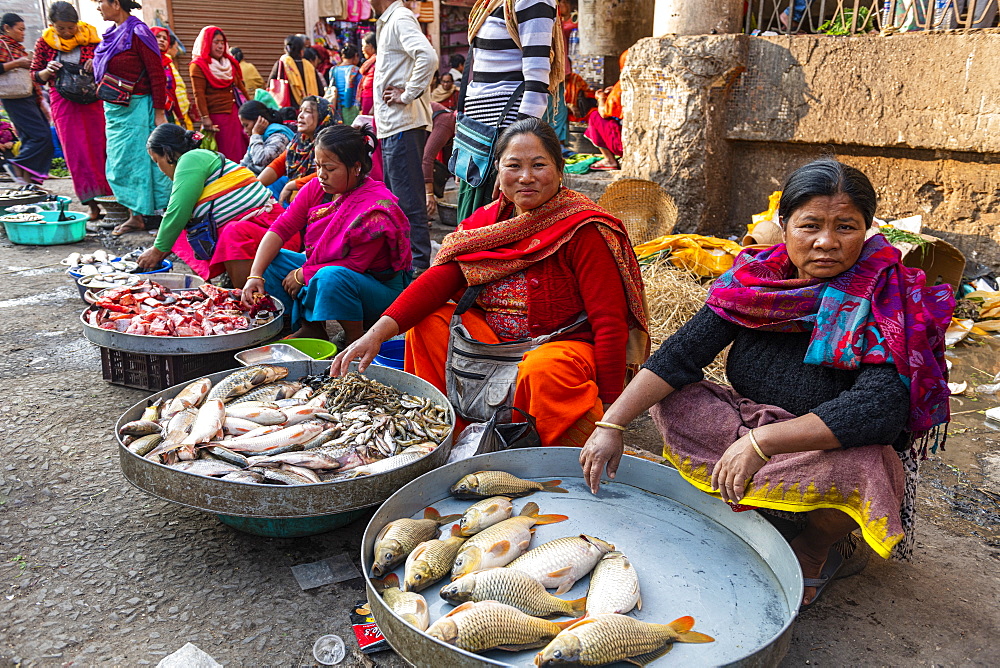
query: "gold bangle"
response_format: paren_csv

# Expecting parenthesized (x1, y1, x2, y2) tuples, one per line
(294, 268, 304, 286)
(246, 275, 265, 281)
(749, 429, 770, 463)
(595, 421, 627, 433)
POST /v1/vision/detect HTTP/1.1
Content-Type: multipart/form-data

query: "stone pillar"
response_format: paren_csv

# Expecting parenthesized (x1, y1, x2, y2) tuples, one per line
(621, 35, 748, 236)
(653, 0, 745, 36)
(577, 0, 654, 87)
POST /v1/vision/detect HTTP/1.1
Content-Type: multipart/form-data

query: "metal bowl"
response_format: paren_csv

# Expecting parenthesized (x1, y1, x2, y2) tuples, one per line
(362, 448, 802, 667)
(114, 361, 454, 519)
(81, 279, 282, 355)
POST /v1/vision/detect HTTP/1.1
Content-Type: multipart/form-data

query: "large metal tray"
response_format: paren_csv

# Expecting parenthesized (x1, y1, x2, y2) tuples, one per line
(81, 285, 284, 355)
(114, 361, 454, 517)
(363, 448, 801, 667)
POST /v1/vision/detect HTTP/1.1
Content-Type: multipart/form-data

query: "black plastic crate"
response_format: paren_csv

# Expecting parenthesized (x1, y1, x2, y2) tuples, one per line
(100, 346, 235, 391)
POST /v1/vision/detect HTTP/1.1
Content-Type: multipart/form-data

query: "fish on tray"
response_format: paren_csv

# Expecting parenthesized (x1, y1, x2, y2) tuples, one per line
(403, 524, 466, 593)
(450, 471, 568, 499)
(586, 551, 641, 616)
(533, 613, 714, 666)
(451, 502, 568, 580)
(207, 365, 288, 402)
(371, 507, 463, 578)
(373, 573, 430, 631)
(426, 600, 580, 654)
(441, 568, 586, 618)
(506, 535, 615, 594)
(457, 496, 513, 536)
(163, 378, 212, 418)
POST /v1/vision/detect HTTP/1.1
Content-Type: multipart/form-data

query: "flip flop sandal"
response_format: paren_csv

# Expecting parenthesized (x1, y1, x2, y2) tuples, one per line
(801, 546, 844, 609)
(111, 220, 145, 236)
(590, 160, 620, 171)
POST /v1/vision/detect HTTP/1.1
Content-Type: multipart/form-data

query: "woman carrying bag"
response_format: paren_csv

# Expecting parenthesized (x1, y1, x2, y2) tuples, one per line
(0, 13, 54, 185)
(31, 2, 111, 220)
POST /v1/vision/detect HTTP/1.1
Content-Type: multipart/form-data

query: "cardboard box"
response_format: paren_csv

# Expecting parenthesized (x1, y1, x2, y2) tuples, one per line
(892, 233, 966, 292)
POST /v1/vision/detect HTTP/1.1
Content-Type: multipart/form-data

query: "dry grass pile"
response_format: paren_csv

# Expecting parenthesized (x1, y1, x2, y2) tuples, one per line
(641, 258, 728, 384)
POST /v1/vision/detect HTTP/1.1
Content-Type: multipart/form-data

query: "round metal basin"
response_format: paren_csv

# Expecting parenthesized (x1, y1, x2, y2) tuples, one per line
(362, 447, 801, 667)
(114, 362, 454, 520)
(81, 286, 285, 355)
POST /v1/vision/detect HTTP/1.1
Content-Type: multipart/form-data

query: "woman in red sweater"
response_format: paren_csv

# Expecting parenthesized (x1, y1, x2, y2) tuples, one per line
(331, 118, 649, 447)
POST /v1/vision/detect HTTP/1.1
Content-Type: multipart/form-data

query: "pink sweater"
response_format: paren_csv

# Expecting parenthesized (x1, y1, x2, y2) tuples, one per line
(267, 177, 402, 283)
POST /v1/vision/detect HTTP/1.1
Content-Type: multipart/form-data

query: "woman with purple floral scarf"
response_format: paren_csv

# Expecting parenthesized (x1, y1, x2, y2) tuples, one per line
(581, 159, 954, 608)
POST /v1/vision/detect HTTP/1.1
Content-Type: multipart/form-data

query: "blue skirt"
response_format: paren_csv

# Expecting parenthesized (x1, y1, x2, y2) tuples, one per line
(263, 249, 411, 326)
(104, 95, 172, 215)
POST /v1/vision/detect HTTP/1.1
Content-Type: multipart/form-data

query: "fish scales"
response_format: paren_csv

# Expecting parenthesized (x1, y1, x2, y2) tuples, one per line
(375, 574, 429, 631)
(372, 507, 462, 577)
(450, 470, 567, 499)
(506, 534, 614, 594)
(451, 502, 568, 579)
(403, 526, 466, 592)
(534, 613, 714, 667)
(586, 551, 641, 615)
(207, 365, 288, 402)
(458, 496, 513, 536)
(427, 601, 572, 653)
(441, 568, 585, 618)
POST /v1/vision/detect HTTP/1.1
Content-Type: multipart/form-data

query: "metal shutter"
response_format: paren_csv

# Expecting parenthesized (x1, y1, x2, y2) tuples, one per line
(168, 0, 305, 91)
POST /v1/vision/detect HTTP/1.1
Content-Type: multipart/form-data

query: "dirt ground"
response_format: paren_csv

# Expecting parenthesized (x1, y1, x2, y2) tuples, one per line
(1, 180, 998, 667)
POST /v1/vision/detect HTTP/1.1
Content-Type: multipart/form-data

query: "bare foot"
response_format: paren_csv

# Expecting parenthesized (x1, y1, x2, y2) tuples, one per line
(288, 321, 328, 340)
(87, 202, 103, 221)
(790, 534, 830, 606)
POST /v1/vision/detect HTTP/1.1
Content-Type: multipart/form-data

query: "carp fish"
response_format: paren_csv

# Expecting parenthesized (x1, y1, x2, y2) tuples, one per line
(586, 551, 641, 616)
(441, 568, 586, 618)
(506, 534, 615, 594)
(427, 600, 580, 653)
(457, 496, 513, 536)
(163, 378, 212, 418)
(451, 502, 568, 580)
(403, 524, 466, 593)
(206, 365, 288, 402)
(373, 573, 430, 631)
(372, 506, 462, 577)
(451, 471, 568, 499)
(533, 613, 714, 666)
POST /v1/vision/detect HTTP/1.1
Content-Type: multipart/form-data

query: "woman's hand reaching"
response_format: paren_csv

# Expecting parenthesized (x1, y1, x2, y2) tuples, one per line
(241, 276, 266, 307)
(579, 427, 625, 494)
(711, 431, 767, 504)
(137, 247, 169, 271)
(329, 329, 383, 376)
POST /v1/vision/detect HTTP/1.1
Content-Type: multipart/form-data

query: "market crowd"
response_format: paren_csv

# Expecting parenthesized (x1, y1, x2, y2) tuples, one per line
(0, 0, 957, 610)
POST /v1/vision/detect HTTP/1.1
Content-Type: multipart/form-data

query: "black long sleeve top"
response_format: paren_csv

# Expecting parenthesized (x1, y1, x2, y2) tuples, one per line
(643, 305, 911, 451)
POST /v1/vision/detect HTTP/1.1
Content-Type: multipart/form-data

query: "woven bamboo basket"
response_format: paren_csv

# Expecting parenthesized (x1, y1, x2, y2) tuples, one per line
(597, 178, 678, 245)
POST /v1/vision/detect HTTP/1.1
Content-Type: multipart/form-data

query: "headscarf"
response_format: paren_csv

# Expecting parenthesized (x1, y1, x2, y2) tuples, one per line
(93, 15, 159, 82)
(191, 26, 241, 88)
(285, 96, 334, 179)
(149, 27, 172, 68)
(706, 235, 955, 442)
(435, 187, 649, 365)
(42, 22, 100, 52)
(468, 0, 566, 94)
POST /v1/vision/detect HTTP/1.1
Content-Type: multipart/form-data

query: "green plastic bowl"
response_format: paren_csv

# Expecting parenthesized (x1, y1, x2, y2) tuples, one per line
(281, 337, 338, 360)
(215, 509, 367, 537)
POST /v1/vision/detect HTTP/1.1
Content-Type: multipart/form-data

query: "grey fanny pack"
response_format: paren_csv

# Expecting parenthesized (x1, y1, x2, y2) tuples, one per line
(445, 284, 587, 423)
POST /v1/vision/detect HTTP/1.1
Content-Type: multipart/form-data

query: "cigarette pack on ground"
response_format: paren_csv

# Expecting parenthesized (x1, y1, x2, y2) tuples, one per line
(350, 601, 390, 654)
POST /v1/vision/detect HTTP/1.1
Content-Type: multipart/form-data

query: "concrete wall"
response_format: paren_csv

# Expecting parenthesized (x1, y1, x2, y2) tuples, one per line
(623, 30, 1000, 266)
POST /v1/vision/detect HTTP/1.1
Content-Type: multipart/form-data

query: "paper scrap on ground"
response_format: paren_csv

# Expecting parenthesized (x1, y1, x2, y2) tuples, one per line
(291, 553, 362, 590)
(156, 643, 222, 668)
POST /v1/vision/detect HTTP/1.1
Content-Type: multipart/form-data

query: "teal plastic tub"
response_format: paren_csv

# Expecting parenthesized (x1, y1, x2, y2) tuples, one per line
(216, 509, 368, 537)
(3, 211, 87, 245)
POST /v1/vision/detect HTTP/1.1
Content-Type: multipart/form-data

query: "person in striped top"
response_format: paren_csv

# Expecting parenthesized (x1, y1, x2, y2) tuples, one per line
(457, 0, 563, 221)
(137, 124, 300, 285)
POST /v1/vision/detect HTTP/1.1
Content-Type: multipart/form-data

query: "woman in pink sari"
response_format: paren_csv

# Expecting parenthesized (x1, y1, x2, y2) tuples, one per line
(242, 125, 411, 342)
(29, 2, 111, 220)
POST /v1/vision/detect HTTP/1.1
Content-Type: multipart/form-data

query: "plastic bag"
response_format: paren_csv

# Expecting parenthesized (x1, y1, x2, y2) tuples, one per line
(200, 131, 218, 152)
(634, 234, 743, 278)
(448, 422, 488, 463)
(743, 190, 782, 246)
(446, 407, 542, 463)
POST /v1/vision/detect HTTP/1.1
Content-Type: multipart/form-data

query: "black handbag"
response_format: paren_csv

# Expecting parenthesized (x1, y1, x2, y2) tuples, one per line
(54, 51, 98, 104)
(475, 406, 542, 454)
(184, 153, 225, 261)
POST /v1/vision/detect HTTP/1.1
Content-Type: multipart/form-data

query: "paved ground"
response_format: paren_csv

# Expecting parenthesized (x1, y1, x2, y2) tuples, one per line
(0, 181, 998, 667)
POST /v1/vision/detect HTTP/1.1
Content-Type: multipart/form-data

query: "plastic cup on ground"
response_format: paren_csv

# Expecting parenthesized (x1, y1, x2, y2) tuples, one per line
(313, 634, 346, 665)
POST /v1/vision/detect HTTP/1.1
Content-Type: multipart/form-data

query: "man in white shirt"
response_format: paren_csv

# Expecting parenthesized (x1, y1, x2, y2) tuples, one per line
(372, 0, 439, 271)
(448, 53, 465, 86)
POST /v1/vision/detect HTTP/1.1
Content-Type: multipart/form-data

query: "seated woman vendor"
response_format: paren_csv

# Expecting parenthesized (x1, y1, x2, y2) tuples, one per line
(256, 95, 334, 205)
(330, 118, 649, 448)
(137, 124, 299, 285)
(241, 125, 412, 341)
(580, 159, 954, 607)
